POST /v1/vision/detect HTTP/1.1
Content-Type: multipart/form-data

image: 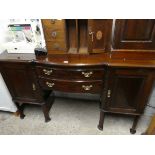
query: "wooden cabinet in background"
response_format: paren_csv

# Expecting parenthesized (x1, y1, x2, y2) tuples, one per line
(42, 19, 155, 56)
(42, 19, 67, 54)
(42, 19, 113, 54)
(113, 19, 155, 51)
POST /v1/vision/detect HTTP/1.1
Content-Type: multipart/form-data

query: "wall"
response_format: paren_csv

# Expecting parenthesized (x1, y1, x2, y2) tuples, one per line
(0, 19, 46, 52)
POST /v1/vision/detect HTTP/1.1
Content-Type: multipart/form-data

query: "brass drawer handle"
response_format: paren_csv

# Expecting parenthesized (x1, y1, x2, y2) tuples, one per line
(43, 69, 53, 75)
(46, 82, 55, 88)
(82, 85, 93, 91)
(82, 71, 93, 78)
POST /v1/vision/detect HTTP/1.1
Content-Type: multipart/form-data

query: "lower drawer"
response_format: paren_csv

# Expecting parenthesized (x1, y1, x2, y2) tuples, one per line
(46, 41, 67, 51)
(39, 79, 103, 94)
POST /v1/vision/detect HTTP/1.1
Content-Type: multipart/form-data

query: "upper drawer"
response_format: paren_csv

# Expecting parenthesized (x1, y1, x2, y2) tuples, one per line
(36, 66, 104, 80)
(42, 19, 66, 29)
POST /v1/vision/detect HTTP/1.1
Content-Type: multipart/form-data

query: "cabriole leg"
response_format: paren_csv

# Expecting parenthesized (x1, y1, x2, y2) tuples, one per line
(19, 104, 26, 119)
(98, 111, 105, 131)
(130, 116, 140, 134)
(42, 104, 51, 122)
(42, 92, 55, 123)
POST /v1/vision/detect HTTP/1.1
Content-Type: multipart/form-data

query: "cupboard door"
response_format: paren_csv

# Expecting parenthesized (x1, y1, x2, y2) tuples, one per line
(1, 62, 43, 103)
(104, 69, 154, 114)
(88, 19, 112, 53)
(113, 19, 155, 50)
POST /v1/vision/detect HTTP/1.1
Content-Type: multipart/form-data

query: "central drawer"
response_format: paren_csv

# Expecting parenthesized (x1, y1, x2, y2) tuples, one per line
(39, 78, 103, 94)
(36, 66, 104, 80)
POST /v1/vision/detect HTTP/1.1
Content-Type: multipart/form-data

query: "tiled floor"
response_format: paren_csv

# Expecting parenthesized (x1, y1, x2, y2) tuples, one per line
(0, 97, 152, 135)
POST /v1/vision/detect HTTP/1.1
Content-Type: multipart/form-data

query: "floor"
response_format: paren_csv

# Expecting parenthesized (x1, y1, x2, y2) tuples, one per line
(0, 97, 151, 135)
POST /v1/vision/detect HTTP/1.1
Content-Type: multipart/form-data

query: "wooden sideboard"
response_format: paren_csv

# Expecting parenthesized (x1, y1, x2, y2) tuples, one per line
(1, 19, 155, 134)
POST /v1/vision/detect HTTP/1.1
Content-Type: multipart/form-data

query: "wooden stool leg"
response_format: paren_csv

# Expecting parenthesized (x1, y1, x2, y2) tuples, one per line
(130, 116, 140, 134)
(98, 111, 105, 130)
(42, 93, 55, 123)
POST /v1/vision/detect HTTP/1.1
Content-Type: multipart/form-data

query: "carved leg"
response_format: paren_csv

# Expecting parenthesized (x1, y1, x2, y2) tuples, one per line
(14, 102, 26, 119)
(19, 104, 26, 119)
(42, 104, 51, 122)
(98, 111, 105, 130)
(130, 116, 140, 134)
(42, 92, 55, 123)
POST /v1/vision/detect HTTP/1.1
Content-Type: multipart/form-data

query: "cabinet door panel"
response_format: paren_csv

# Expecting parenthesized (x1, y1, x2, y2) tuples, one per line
(113, 19, 155, 50)
(1, 63, 43, 103)
(109, 76, 144, 112)
(104, 69, 153, 114)
(88, 19, 112, 53)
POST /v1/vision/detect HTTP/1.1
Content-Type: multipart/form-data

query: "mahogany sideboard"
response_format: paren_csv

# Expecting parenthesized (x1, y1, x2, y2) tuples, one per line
(1, 19, 155, 134)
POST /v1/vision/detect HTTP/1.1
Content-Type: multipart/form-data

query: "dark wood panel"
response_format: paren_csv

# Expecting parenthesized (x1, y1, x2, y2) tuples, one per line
(88, 19, 112, 53)
(78, 19, 88, 54)
(103, 68, 154, 114)
(0, 62, 43, 103)
(2, 51, 155, 68)
(113, 19, 155, 50)
(66, 19, 78, 53)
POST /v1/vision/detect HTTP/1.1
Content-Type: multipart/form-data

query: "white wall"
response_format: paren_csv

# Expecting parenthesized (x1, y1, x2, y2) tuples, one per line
(0, 20, 10, 52)
(0, 19, 46, 52)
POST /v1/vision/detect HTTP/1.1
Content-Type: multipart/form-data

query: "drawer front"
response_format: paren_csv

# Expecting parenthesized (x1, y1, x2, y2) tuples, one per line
(43, 28, 66, 41)
(42, 19, 67, 52)
(46, 41, 67, 51)
(36, 66, 104, 80)
(39, 79, 103, 94)
(42, 19, 66, 29)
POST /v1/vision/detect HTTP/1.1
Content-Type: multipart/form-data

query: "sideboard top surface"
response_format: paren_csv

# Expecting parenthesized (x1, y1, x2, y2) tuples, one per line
(1, 51, 155, 68)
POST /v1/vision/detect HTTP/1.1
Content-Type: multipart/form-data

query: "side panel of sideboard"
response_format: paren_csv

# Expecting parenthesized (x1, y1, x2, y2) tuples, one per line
(98, 67, 155, 133)
(0, 61, 44, 104)
(102, 68, 155, 114)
